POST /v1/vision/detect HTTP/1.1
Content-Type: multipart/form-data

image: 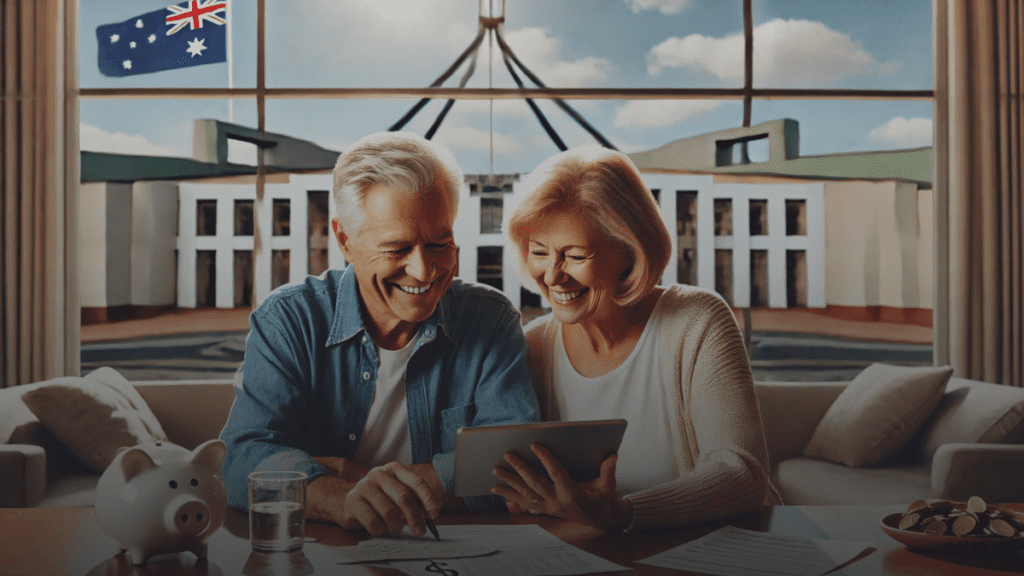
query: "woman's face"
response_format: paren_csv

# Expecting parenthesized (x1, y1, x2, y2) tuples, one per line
(526, 210, 631, 325)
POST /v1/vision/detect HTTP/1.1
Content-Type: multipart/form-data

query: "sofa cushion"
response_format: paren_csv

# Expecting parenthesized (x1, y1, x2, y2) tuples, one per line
(35, 474, 101, 508)
(803, 363, 953, 467)
(912, 378, 1024, 460)
(21, 367, 168, 473)
(772, 457, 932, 505)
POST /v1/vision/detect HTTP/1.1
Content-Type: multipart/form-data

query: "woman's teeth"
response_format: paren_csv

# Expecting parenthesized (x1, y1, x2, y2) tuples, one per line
(552, 289, 587, 303)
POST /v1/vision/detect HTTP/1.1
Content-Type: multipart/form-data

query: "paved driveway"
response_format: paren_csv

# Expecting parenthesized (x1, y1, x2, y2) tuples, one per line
(82, 330, 932, 382)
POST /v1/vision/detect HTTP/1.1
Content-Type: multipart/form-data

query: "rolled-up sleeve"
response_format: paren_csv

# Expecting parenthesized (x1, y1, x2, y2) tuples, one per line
(219, 310, 329, 510)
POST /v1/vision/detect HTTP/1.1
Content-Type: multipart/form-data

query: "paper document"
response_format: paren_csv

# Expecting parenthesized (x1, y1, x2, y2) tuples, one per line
(638, 525, 873, 576)
(331, 537, 498, 563)
(364, 524, 627, 576)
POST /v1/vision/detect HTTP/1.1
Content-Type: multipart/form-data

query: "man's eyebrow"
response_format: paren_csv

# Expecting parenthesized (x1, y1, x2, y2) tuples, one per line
(378, 231, 453, 248)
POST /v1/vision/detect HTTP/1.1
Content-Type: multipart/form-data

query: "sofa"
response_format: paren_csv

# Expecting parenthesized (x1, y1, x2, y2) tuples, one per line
(2, 367, 1023, 509)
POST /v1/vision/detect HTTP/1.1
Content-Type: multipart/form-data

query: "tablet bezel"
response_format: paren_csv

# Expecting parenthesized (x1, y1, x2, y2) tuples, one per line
(453, 419, 628, 497)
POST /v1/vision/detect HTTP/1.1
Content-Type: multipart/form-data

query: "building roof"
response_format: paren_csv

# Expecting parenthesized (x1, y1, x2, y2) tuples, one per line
(627, 118, 932, 187)
(81, 119, 341, 183)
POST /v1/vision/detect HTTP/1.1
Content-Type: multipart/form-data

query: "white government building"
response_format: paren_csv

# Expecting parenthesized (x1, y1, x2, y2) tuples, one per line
(80, 118, 932, 328)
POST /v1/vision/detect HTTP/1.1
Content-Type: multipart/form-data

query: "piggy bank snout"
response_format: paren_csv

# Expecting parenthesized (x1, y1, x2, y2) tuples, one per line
(164, 494, 212, 536)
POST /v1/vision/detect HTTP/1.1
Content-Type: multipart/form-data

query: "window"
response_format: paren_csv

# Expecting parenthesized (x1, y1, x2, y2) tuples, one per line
(196, 201, 217, 236)
(477, 247, 503, 291)
(196, 251, 216, 308)
(480, 198, 503, 234)
(234, 250, 254, 307)
(676, 191, 697, 285)
(786, 200, 807, 236)
(308, 191, 330, 276)
(235, 200, 254, 236)
(273, 199, 291, 236)
(77, 0, 934, 381)
(750, 200, 768, 236)
(271, 250, 290, 290)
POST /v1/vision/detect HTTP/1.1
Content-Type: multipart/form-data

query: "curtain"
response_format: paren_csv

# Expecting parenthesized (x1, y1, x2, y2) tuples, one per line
(935, 0, 1023, 386)
(0, 0, 79, 388)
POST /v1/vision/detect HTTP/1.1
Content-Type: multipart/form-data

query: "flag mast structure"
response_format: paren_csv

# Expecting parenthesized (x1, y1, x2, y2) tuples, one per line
(226, 0, 234, 122)
(387, 0, 616, 155)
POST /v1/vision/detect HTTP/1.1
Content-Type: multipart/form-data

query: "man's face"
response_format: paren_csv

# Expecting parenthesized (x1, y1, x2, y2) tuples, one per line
(334, 183, 457, 348)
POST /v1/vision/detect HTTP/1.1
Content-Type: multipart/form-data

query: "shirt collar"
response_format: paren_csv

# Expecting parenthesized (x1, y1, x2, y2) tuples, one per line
(326, 266, 450, 347)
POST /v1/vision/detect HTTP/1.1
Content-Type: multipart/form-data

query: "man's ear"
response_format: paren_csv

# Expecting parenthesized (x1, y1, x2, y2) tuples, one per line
(332, 218, 352, 257)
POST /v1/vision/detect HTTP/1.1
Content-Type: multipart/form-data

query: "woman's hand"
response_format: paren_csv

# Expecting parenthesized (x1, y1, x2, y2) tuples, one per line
(491, 443, 633, 532)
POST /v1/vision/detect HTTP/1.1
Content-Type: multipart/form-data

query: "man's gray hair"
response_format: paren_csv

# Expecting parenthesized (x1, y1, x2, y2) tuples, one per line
(332, 131, 463, 240)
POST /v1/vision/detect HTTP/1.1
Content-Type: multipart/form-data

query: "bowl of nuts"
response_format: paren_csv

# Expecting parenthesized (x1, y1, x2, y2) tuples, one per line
(881, 497, 1024, 552)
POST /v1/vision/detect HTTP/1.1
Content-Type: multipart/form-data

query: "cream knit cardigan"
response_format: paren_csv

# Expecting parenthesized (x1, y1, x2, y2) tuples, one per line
(524, 284, 782, 531)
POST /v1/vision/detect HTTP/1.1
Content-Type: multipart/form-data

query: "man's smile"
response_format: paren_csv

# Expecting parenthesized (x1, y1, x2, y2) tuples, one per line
(394, 282, 433, 295)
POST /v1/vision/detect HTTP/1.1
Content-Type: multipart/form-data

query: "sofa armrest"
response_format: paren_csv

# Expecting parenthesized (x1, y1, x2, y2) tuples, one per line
(931, 443, 1024, 504)
(0, 444, 46, 507)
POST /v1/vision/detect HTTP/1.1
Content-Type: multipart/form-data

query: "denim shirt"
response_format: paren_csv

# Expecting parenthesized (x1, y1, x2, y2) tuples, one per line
(219, 266, 540, 511)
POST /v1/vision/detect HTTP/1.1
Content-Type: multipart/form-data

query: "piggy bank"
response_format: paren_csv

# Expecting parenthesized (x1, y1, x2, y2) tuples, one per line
(94, 439, 228, 565)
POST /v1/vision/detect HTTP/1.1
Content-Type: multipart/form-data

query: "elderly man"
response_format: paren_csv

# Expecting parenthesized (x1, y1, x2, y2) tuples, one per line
(220, 131, 539, 537)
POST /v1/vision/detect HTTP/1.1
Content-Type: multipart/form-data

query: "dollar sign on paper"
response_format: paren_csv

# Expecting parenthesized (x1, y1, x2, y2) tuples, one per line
(424, 560, 458, 576)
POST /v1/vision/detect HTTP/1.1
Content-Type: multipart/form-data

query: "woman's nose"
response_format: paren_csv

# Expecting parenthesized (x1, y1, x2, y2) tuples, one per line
(543, 260, 566, 286)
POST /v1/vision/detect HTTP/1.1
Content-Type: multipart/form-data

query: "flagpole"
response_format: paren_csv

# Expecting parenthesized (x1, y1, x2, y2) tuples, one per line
(226, 0, 234, 122)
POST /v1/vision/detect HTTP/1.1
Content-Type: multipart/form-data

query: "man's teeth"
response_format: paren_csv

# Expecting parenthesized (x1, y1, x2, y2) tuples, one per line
(397, 283, 431, 295)
(552, 289, 586, 303)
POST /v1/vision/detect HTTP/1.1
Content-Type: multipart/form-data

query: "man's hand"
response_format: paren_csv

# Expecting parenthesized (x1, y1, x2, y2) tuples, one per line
(314, 456, 370, 483)
(307, 460, 446, 537)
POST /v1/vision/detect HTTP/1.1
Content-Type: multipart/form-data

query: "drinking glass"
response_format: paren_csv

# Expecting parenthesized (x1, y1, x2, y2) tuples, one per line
(248, 471, 307, 553)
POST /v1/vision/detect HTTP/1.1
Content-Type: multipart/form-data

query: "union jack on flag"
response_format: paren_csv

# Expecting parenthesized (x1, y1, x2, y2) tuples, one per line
(165, 0, 227, 36)
(96, 0, 228, 77)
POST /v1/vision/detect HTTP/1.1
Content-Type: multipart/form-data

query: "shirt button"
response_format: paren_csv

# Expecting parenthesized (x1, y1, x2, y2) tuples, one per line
(363, 371, 371, 380)
(361, 336, 367, 343)
(349, 433, 356, 441)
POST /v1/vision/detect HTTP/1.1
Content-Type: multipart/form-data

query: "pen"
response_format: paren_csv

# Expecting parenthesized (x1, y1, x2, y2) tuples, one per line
(426, 518, 440, 541)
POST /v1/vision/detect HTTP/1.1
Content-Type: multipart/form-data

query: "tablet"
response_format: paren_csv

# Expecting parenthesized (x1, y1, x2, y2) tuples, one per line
(453, 419, 628, 497)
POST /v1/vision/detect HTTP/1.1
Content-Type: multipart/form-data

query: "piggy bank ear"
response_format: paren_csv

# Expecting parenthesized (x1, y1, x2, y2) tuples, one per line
(191, 439, 227, 471)
(120, 447, 158, 481)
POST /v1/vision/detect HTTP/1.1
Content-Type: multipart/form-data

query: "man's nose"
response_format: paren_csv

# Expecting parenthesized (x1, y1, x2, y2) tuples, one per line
(405, 246, 432, 280)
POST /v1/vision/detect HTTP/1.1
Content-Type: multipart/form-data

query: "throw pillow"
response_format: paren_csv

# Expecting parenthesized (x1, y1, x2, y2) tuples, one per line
(914, 379, 1024, 459)
(803, 363, 953, 467)
(22, 367, 168, 472)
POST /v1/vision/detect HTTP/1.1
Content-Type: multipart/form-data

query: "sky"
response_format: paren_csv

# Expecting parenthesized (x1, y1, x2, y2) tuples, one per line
(78, 0, 934, 175)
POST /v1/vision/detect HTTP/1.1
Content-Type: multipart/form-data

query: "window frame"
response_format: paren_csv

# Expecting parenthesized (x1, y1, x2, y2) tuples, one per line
(72, 0, 940, 365)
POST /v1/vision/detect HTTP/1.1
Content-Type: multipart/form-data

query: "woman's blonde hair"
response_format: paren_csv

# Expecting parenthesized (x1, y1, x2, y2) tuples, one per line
(506, 145, 671, 307)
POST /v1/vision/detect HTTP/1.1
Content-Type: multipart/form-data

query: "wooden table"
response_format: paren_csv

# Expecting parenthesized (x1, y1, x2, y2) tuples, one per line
(2, 505, 1023, 576)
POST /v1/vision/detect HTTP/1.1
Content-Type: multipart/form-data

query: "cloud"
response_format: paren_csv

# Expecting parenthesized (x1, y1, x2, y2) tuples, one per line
(647, 18, 898, 87)
(614, 100, 722, 129)
(80, 123, 182, 157)
(499, 27, 611, 88)
(624, 0, 693, 14)
(433, 124, 523, 157)
(297, 0, 477, 68)
(869, 117, 932, 147)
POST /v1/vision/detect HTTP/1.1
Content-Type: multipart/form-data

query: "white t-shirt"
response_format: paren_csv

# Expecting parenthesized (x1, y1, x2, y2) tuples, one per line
(550, 294, 679, 495)
(352, 330, 419, 468)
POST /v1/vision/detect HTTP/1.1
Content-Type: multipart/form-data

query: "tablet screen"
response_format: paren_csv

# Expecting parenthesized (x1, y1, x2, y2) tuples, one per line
(453, 419, 628, 497)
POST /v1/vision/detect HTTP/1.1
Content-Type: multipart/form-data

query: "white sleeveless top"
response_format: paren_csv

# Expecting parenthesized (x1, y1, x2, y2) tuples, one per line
(550, 294, 680, 495)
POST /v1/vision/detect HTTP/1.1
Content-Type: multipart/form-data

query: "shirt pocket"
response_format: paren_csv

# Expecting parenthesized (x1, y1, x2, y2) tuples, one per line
(440, 402, 476, 452)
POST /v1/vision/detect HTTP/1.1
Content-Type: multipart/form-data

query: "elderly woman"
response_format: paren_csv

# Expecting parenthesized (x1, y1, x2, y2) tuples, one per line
(495, 145, 781, 532)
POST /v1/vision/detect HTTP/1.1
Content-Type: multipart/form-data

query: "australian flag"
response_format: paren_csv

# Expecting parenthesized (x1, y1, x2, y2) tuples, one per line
(97, 0, 227, 77)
